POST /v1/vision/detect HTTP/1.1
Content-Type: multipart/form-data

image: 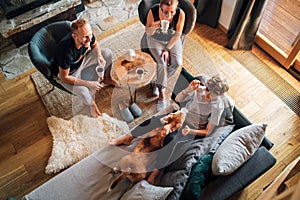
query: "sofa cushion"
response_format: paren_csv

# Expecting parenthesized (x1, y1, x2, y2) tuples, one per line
(120, 180, 173, 200)
(159, 169, 190, 200)
(212, 123, 267, 175)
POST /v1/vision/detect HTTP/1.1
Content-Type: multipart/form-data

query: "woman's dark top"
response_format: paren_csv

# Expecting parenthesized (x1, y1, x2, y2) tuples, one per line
(150, 4, 180, 42)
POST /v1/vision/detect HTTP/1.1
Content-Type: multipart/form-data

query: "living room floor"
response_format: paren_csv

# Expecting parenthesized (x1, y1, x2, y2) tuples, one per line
(0, 0, 299, 200)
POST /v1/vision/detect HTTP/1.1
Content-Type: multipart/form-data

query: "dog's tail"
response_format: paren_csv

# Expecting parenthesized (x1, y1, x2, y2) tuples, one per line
(108, 170, 130, 192)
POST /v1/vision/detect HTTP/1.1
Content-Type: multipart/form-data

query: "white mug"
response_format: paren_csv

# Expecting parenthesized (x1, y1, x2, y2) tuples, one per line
(160, 20, 169, 34)
(125, 49, 136, 61)
(196, 85, 206, 103)
(136, 68, 147, 80)
(198, 85, 206, 94)
(96, 65, 105, 81)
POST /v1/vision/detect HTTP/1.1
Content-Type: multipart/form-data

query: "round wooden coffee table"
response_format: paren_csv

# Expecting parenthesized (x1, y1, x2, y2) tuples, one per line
(114, 51, 156, 102)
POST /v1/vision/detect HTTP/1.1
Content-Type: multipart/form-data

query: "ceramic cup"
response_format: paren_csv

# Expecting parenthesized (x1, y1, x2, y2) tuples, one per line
(136, 68, 147, 80)
(96, 65, 105, 81)
(160, 20, 169, 34)
(125, 49, 136, 61)
(196, 85, 207, 103)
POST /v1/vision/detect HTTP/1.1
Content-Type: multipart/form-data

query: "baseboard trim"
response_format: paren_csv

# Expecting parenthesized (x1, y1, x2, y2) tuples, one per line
(287, 67, 300, 81)
(217, 23, 228, 34)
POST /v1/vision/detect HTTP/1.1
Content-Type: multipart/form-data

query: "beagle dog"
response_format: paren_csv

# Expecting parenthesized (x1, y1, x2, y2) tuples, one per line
(108, 109, 187, 191)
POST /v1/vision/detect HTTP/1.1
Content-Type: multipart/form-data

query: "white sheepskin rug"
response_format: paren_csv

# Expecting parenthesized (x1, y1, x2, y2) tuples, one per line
(45, 114, 129, 174)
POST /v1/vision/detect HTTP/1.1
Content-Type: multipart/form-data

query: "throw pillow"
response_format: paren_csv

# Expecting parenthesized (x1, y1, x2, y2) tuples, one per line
(120, 180, 173, 200)
(45, 114, 129, 174)
(160, 169, 190, 200)
(165, 138, 214, 172)
(208, 124, 235, 153)
(180, 153, 214, 200)
(212, 123, 267, 175)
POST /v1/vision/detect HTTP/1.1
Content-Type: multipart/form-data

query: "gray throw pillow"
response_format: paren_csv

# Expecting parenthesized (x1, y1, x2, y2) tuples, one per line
(160, 169, 189, 200)
(120, 180, 173, 200)
(212, 123, 267, 175)
(208, 125, 235, 153)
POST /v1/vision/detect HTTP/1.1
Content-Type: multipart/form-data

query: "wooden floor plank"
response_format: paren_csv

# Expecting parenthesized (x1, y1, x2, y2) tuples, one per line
(0, 165, 28, 190)
(273, 0, 300, 20)
(0, 143, 16, 163)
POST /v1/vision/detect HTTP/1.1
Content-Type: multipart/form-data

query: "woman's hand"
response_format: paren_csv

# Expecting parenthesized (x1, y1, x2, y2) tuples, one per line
(87, 81, 103, 91)
(153, 20, 161, 29)
(182, 125, 191, 136)
(146, 21, 161, 35)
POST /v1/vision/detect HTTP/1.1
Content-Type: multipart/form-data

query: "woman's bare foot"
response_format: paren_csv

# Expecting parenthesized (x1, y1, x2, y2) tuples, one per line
(91, 101, 102, 117)
(110, 133, 134, 146)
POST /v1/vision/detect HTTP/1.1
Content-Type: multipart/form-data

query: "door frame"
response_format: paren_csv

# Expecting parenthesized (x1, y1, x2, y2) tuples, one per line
(255, 33, 300, 69)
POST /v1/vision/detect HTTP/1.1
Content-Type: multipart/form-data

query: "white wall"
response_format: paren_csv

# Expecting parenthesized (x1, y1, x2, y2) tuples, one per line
(219, 0, 237, 29)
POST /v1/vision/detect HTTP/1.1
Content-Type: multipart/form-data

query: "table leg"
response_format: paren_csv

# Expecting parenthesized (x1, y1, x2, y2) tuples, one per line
(134, 89, 137, 103)
(127, 85, 137, 104)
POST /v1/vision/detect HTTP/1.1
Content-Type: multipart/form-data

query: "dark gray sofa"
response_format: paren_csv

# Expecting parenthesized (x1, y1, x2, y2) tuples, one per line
(168, 68, 276, 200)
(23, 68, 276, 200)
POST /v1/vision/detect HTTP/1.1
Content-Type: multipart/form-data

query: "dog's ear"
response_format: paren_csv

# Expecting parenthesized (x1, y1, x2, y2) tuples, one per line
(175, 123, 181, 131)
(158, 128, 168, 147)
(108, 171, 129, 192)
(169, 123, 178, 132)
